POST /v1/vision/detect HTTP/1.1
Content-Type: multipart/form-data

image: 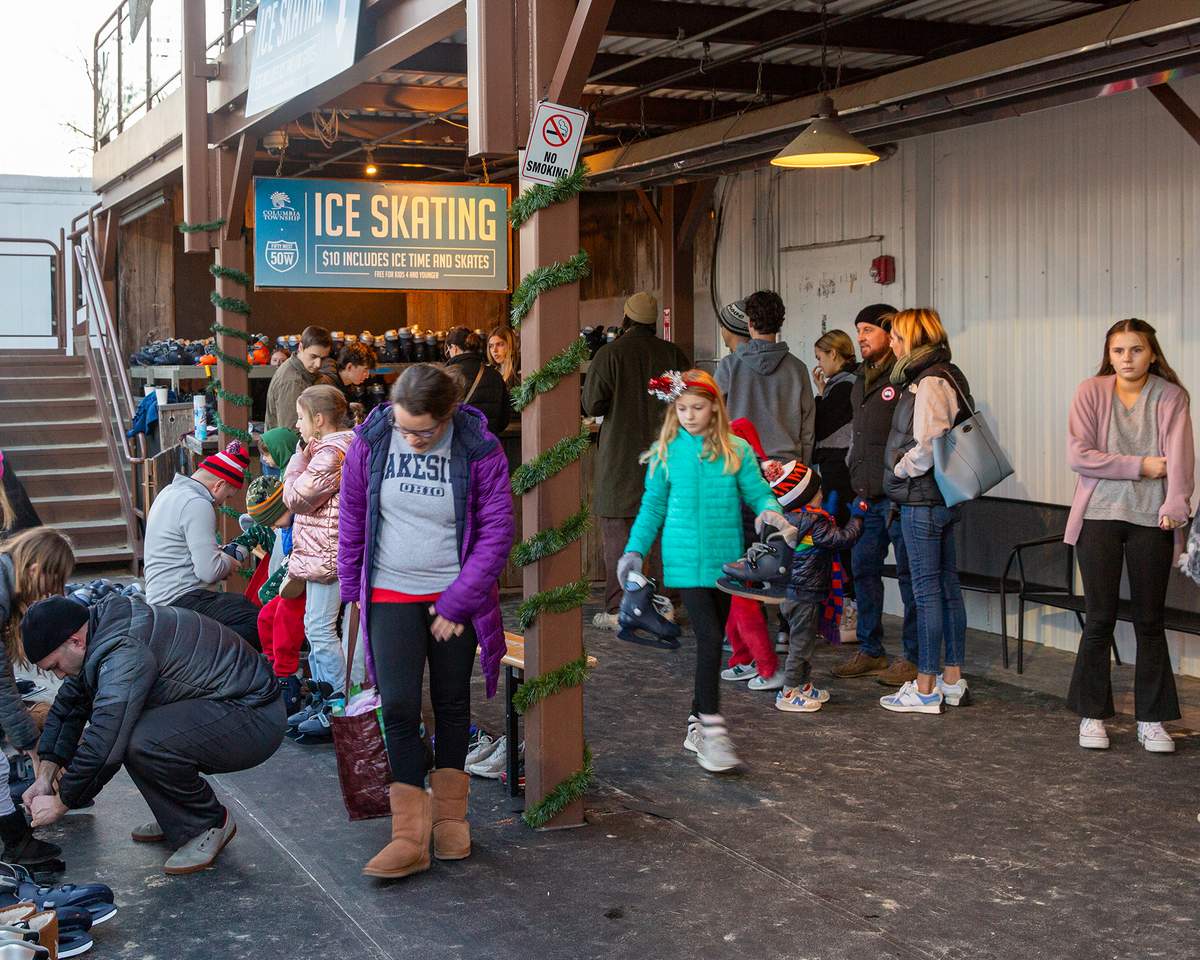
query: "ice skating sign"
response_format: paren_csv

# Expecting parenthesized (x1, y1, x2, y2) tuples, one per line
(521, 101, 589, 185)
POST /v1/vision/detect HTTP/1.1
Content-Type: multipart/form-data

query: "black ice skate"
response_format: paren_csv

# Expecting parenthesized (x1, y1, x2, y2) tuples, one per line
(617, 572, 682, 649)
(717, 531, 793, 604)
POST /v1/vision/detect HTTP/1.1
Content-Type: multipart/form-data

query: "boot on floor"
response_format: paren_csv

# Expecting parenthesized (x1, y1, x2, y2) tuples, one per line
(430, 769, 470, 861)
(363, 783, 431, 879)
(0, 811, 62, 867)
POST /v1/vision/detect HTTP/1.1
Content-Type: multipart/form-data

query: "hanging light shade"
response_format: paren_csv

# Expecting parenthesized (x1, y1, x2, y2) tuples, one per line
(364, 147, 378, 177)
(771, 96, 879, 169)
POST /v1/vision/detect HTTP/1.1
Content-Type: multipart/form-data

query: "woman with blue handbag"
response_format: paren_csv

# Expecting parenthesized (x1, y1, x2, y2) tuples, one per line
(879, 309, 973, 715)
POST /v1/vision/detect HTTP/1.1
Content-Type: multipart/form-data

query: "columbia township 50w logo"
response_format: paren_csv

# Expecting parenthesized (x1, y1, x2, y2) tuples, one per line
(270, 191, 292, 210)
(264, 240, 299, 273)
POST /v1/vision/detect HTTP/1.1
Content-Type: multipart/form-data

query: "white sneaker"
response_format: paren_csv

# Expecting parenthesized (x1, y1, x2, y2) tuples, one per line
(797, 681, 830, 703)
(465, 733, 501, 767)
(1137, 721, 1175, 753)
(696, 727, 740, 773)
(937, 674, 971, 707)
(775, 687, 822, 713)
(1078, 718, 1109, 750)
(747, 670, 785, 691)
(683, 721, 702, 755)
(879, 680, 944, 715)
(720, 663, 758, 682)
(592, 612, 619, 631)
(468, 736, 508, 777)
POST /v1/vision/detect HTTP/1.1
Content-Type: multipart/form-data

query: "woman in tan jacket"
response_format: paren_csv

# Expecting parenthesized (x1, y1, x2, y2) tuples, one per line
(284, 385, 356, 701)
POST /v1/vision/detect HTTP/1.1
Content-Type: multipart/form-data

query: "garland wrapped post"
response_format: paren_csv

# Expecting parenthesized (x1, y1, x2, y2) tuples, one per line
(201, 260, 256, 445)
(507, 165, 595, 829)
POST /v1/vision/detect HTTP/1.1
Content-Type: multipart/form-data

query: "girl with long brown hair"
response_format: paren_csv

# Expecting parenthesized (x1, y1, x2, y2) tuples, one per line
(621, 369, 783, 774)
(1065, 318, 1193, 753)
(486, 325, 519, 388)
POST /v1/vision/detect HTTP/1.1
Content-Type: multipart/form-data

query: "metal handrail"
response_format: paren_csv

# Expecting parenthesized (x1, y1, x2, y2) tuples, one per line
(0, 237, 64, 347)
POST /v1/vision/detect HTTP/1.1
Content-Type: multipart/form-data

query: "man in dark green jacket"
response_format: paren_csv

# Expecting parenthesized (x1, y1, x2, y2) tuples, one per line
(582, 292, 689, 625)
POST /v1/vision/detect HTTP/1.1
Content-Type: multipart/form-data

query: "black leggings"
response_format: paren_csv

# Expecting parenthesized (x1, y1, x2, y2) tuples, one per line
(368, 601, 477, 787)
(1067, 519, 1180, 722)
(680, 587, 731, 718)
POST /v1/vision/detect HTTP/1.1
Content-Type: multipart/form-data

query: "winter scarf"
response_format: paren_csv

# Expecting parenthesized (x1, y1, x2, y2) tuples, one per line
(863, 350, 896, 393)
(890, 343, 951, 386)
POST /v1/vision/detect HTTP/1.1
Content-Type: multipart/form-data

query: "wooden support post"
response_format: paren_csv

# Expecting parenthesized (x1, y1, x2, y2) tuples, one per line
(546, 0, 617, 105)
(520, 0, 589, 829)
(1149, 83, 1200, 149)
(466, 0, 517, 156)
(654, 181, 713, 360)
(182, 0, 212, 253)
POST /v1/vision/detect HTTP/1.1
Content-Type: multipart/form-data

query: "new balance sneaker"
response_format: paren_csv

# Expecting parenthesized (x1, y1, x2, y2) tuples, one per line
(747, 670, 785, 691)
(591, 612, 619, 631)
(1078, 718, 1109, 749)
(683, 720, 702, 755)
(937, 675, 971, 707)
(465, 732, 502, 767)
(1137, 721, 1175, 753)
(797, 682, 830, 703)
(775, 687, 822, 713)
(720, 663, 758, 682)
(879, 681, 944, 714)
(696, 727, 741, 773)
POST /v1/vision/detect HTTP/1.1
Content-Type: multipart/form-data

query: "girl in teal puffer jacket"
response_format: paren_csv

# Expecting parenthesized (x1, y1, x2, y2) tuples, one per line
(620, 369, 785, 774)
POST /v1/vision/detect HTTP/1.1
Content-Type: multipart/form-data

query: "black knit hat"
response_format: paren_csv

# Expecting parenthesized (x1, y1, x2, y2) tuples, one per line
(21, 596, 89, 663)
(718, 300, 750, 337)
(854, 303, 898, 330)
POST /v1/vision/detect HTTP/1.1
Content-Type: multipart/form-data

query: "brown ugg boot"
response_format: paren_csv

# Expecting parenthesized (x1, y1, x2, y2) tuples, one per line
(430, 768, 471, 861)
(362, 783, 431, 879)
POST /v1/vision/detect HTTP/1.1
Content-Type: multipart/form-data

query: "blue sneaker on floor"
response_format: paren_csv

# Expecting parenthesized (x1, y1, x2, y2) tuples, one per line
(879, 681, 944, 715)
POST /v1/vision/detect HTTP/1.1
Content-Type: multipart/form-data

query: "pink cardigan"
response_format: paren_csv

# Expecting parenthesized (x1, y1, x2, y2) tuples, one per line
(1065, 375, 1195, 554)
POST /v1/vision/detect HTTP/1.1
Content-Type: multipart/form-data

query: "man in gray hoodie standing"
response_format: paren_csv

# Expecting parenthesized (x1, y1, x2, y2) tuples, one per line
(716, 289, 815, 463)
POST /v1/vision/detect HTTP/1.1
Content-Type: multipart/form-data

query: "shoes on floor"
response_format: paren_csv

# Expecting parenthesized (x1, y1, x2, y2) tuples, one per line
(937, 674, 970, 707)
(683, 720, 702, 755)
(796, 681, 829, 703)
(130, 820, 165, 844)
(591, 612, 619, 631)
(464, 732, 502, 768)
(163, 809, 237, 876)
(879, 681, 944, 715)
(747, 670, 784, 691)
(833, 651, 888, 678)
(1137, 721, 1175, 753)
(469, 737, 522, 779)
(720, 663, 757, 682)
(775, 687, 822, 713)
(875, 658, 919, 686)
(695, 725, 740, 773)
(296, 707, 335, 739)
(1078, 717, 1109, 749)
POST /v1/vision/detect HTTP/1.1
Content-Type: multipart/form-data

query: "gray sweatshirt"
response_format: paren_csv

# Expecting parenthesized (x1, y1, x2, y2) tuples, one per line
(716, 339, 815, 463)
(143, 474, 236, 604)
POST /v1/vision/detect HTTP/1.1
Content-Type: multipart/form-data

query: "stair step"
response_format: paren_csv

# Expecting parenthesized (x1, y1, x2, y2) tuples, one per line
(0, 378, 95, 401)
(20, 467, 116, 499)
(0, 421, 104, 446)
(31, 494, 124, 525)
(0, 355, 86, 367)
(50, 519, 131, 551)
(0, 398, 99, 424)
(2, 443, 111, 471)
(72, 547, 137, 570)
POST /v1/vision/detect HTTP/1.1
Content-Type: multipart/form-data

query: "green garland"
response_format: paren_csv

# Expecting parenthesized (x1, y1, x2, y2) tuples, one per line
(511, 337, 589, 414)
(516, 578, 591, 633)
(211, 264, 252, 287)
(210, 292, 253, 316)
(512, 504, 591, 568)
(512, 651, 591, 714)
(511, 423, 591, 497)
(178, 217, 227, 234)
(508, 164, 587, 229)
(522, 745, 594, 830)
(510, 250, 591, 328)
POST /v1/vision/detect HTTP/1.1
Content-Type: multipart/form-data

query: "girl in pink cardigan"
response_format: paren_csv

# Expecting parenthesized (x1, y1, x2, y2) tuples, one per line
(1065, 319, 1193, 754)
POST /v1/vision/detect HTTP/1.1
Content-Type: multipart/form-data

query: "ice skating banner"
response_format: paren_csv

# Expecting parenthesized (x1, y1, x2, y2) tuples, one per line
(252, 178, 511, 292)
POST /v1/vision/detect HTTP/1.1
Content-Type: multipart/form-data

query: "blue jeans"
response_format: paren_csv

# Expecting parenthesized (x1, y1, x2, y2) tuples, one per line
(900, 504, 967, 676)
(851, 497, 917, 661)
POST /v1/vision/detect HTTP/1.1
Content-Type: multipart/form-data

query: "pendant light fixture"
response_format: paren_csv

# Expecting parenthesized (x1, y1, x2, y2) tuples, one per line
(364, 147, 378, 177)
(771, 3, 878, 170)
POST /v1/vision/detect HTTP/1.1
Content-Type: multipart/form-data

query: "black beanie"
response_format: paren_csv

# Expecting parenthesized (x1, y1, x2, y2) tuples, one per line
(854, 303, 898, 330)
(21, 596, 89, 663)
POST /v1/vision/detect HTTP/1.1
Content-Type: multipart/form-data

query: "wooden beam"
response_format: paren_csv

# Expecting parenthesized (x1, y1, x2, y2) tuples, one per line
(675, 179, 714, 253)
(634, 188, 664, 239)
(1149, 83, 1200, 149)
(223, 134, 255, 242)
(466, 0, 518, 156)
(547, 0, 618, 104)
(181, 0, 211, 254)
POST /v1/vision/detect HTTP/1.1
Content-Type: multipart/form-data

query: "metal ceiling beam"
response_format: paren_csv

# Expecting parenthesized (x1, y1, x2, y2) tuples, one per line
(586, 0, 1200, 184)
(606, 0, 1017, 57)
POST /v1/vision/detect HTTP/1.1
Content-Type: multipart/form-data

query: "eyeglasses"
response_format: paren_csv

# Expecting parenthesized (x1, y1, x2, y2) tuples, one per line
(397, 423, 442, 440)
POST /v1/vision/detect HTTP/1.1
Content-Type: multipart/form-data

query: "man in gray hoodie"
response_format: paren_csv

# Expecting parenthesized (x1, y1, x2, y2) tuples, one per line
(716, 289, 815, 463)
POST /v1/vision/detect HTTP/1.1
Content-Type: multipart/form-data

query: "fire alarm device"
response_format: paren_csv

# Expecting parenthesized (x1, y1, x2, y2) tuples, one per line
(870, 255, 895, 285)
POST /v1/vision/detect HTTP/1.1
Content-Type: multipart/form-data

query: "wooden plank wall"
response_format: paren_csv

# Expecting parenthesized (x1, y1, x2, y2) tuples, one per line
(117, 202, 176, 360)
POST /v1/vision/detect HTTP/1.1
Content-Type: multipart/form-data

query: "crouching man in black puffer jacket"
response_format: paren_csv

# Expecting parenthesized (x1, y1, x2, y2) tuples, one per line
(18, 595, 285, 875)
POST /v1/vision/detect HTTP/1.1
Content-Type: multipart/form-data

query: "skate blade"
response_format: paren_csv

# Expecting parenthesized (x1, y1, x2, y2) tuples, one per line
(716, 578, 787, 605)
(616, 626, 681, 650)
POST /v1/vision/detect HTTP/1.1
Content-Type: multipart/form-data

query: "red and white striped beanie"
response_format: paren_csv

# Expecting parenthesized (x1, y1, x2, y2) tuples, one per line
(199, 441, 250, 489)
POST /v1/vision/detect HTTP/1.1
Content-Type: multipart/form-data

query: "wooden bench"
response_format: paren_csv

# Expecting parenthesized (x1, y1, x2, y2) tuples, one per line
(501, 632, 598, 798)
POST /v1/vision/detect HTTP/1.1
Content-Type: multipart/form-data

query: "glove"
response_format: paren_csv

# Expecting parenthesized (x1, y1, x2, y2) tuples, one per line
(850, 498, 870, 519)
(755, 509, 790, 535)
(617, 552, 643, 587)
(822, 490, 840, 516)
(221, 542, 250, 564)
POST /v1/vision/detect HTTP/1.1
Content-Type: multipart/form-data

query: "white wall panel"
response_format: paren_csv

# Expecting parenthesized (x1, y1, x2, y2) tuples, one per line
(713, 77, 1200, 676)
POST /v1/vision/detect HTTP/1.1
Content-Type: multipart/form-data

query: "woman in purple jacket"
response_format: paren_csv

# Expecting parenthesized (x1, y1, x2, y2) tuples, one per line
(1066, 319, 1193, 755)
(338, 364, 514, 880)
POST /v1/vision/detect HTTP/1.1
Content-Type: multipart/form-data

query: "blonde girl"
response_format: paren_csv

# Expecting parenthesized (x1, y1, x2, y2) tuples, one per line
(620, 369, 783, 773)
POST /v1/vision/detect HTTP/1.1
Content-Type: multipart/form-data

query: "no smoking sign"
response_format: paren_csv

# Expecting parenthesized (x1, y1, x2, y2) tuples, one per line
(521, 101, 589, 185)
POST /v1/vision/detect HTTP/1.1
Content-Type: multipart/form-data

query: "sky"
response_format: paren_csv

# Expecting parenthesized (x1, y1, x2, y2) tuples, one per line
(0, 2, 139, 179)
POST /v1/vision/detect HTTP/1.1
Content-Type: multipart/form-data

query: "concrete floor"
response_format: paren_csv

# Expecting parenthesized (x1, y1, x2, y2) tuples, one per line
(37, 602, 1199, 960)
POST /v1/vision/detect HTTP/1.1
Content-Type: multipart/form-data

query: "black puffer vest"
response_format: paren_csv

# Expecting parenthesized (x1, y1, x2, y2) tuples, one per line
(848, 355, 904, 499)
(883, 346, 972, 506)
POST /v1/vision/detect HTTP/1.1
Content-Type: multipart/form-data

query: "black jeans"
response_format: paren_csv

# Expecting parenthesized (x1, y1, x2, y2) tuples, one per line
(368, 601, 477, 787)
(680, 588, 731, 717)
(171, 588, 261, 651)
(123, 696, 286, 847)
(1067, 519, 1180, 722)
